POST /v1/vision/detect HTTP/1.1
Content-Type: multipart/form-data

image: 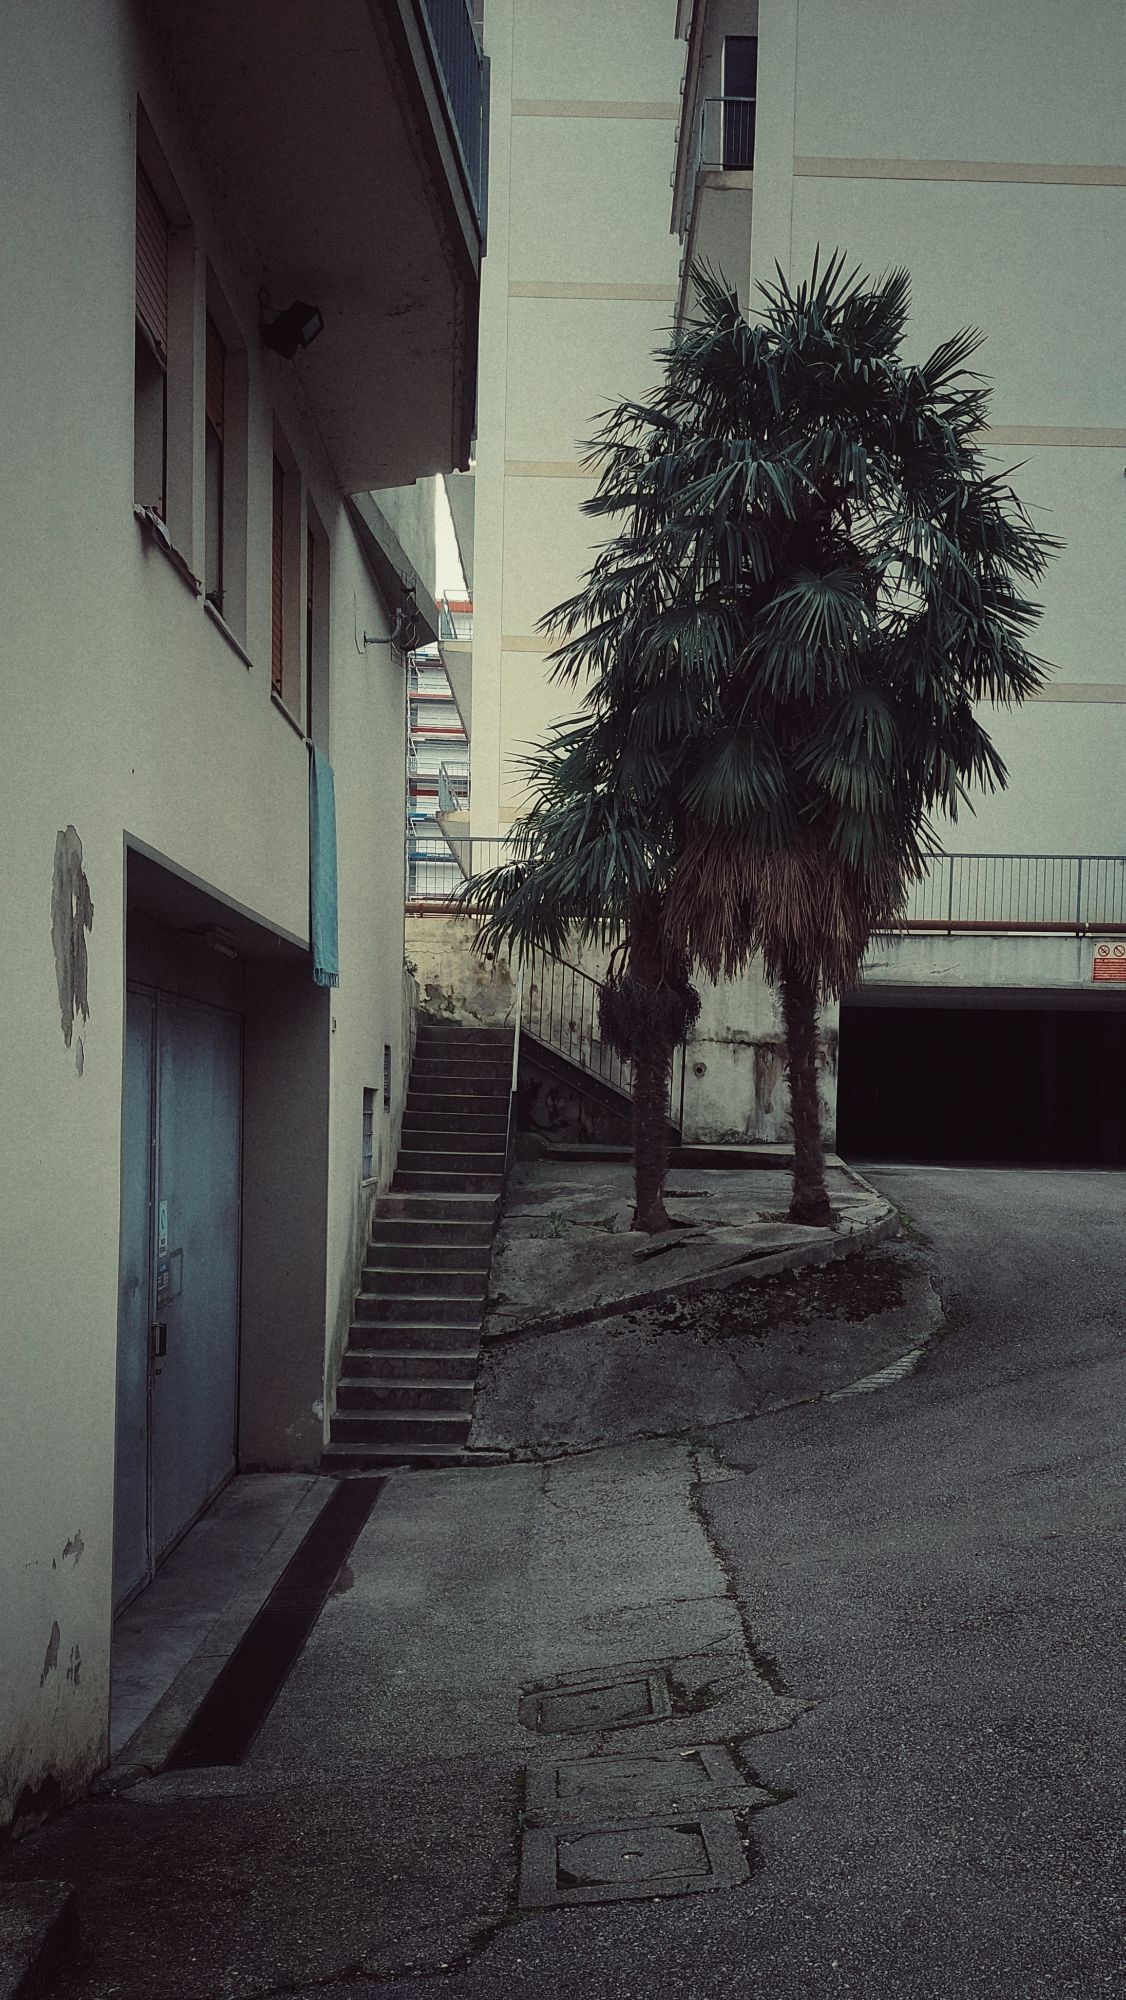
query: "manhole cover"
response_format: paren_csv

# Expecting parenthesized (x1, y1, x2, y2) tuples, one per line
(519, 1811, 748, 1908)
(525, 1745, 771, 1822)
(519, 1671, 671, 1735)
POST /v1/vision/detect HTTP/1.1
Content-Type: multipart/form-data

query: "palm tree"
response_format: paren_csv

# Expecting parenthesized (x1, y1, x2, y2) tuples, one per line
(473, 254, 1057, 1227)
(468, 717, 698, 1234)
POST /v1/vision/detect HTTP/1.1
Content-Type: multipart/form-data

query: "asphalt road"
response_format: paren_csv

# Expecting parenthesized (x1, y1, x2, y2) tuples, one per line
(372, 1166, 1126, 2000)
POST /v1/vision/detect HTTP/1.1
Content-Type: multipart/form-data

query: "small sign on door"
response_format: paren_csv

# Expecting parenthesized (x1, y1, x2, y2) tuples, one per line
(1093, 942, 1126, 981)
(158, 1200, 169, 1253)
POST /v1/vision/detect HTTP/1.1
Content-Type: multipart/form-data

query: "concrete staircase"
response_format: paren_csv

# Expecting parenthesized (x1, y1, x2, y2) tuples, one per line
(323, 1022, 514, 1472)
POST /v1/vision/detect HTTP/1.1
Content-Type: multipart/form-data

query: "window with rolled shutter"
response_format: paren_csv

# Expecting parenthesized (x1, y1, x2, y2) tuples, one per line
(272, 456, 285, 695)
(205, 317, 226, 604)
(135, 166, 168, 360)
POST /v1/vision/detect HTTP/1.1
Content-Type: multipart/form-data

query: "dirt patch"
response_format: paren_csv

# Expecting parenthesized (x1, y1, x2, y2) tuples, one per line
(632, 1250, 906, 1346)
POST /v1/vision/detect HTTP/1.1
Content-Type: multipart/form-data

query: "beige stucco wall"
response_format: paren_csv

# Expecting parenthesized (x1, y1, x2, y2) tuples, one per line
(739, 0, 1126, 861)
(472, 0, 685, 831)
(0, 1, 408, 1827)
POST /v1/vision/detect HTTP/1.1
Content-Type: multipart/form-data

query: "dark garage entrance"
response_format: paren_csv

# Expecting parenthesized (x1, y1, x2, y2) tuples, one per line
(838, 993, 1126, 1166)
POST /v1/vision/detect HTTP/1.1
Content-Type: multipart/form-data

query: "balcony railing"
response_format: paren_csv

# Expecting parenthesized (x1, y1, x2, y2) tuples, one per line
(407, 841, 1126, 935)
(899, 855, 1126, 934)
(696, 95, 756, 175)
(418, 0, 489, 227)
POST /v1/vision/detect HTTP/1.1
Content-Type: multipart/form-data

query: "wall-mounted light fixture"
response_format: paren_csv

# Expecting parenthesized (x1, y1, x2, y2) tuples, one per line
(260, 298, 325, 360)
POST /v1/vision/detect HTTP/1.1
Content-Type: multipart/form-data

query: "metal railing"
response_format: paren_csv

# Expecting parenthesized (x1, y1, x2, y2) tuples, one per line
(698, 95, 756, 174)
(521, 946, 633, 1098)
(418, 0, 489, 227)
(900, 855, 1126, 934)
(438, 592, 474, 641)
(406, 838, 1126, 932)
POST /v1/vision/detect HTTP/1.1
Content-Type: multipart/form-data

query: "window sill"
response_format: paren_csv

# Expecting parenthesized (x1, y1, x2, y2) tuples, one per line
(203, 597, 255, 672)
(134, 506, 201, 596)
(270, 690, 308, 743)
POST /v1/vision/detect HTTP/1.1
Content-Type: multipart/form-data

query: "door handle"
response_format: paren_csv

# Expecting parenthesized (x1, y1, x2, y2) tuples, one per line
(151, 1321, 168, 1373)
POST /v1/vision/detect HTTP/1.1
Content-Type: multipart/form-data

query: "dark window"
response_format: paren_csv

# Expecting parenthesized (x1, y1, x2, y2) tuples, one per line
(205, 315, 225, 608)
(271, 455, 285, 696)
(134, 164, 168, 513)
(362, 1087, 376, 1179)
(722, 36, 757, 169)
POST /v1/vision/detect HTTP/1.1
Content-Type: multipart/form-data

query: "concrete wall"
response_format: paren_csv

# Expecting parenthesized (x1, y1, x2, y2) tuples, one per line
(471, 0, 685, 831)
(0, 1, 408, 1829)
(740, 0, 1126, 862)
(406, 916, 836, 1143)
(374, 479, 440, 602)
(860, 932, 1126, 998)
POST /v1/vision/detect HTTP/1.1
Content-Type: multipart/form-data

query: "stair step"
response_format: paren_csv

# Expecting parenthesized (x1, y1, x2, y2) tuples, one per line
(361, 1265, 488, 1297)
(371, 1216, 495, 1245)
(331, 1408, 473, 1446)
(415, 1027, 514, 1045)
(349, 1321, 483, 1351)
(397, 1147, 507, 1176)
(341, 1349, 479, 1381)
(369, 1240, 492, 1271)
(392, 1169, 504, 1195)
(411, 1055, 512, 1079)
(355, 1291, 484, 1324)
(379, 1192, 500, 1222)
(336, 1378, 475, 1412)
(401, 1122, 508, 1150)
(321, 1442, 510, 1471)
(407, 1095, 510, 1122)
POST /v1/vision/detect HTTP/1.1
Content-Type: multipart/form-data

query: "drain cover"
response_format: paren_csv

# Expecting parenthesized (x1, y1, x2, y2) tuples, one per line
(525, 1745, 771, 1822)
(519, 1811, 748, 1909)
(519, 1670, 672, 1735)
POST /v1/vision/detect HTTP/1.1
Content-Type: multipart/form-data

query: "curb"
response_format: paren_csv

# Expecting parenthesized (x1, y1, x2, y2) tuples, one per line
(484, 1207, 900, 1346)
(0, 1883, 77, 2000)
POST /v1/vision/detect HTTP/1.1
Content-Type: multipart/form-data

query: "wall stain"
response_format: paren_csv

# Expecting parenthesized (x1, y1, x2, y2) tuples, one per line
(66, 1645, 81, 1688)
(51, 826, 94, 1069)
(39, 1622, 60, 1687)
(61, 1531, 85, 1566)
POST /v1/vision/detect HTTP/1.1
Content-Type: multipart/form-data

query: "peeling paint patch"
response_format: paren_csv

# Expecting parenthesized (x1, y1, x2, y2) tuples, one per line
(40, 1622, 60, 1686)
(51, 826, 94, 1069)
(61, 1531, 85, 1566)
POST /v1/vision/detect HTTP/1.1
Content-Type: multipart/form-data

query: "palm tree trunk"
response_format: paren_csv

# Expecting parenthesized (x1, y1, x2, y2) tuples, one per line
(780, 961, 833, 1227)
(629, 895, 674, 1233)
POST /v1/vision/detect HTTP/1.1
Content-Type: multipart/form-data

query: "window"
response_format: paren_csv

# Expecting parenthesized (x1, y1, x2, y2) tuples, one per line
(204, 315, 225, 608)
(362, 1087, 376, 1180)
(305, 501, 330, 747)
(271, 453, 286, 697)
(134, 164, 168, 514)
(721, 36, 757, 169)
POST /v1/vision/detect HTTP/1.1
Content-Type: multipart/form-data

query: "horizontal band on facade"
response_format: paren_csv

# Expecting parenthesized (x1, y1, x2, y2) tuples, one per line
(504, 459, 592, 479)
(982, 425, 1126, 449)
(794, 155, 1126, 186)
(501, 635, 556, 652)
(512, 98, 679, 121)
(509, 281, 678, 301)
(1030, 683, 1126, 704)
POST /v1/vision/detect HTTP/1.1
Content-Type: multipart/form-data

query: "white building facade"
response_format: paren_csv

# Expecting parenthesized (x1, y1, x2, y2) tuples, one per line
(1, 0, 485, 1830)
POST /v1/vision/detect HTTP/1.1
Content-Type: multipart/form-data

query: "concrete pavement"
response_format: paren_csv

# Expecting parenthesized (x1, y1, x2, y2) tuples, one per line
(4, 1167, 1124, 1997)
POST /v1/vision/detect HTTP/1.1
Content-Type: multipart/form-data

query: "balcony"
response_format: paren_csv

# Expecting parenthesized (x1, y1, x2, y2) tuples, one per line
(145, 0, 488, 490)
(674, 94, 756, 320)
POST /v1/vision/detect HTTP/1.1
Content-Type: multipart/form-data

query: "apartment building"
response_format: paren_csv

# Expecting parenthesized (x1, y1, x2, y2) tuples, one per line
(1, 0, 485, 1829)
(465, 0, 1126, 1164)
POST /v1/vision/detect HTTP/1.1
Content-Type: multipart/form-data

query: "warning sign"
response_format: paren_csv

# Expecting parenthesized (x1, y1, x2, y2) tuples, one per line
(1093, 942, 1126, 981)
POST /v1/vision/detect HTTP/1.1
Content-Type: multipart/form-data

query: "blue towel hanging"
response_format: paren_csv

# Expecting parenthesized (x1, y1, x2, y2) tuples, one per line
(309, 744, 340, 988)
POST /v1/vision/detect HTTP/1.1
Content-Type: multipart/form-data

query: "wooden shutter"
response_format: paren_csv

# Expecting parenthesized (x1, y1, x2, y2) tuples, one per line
(271, 457, 285, 695)
(205, 316, 225, 437)
(136, 165, 169, 359)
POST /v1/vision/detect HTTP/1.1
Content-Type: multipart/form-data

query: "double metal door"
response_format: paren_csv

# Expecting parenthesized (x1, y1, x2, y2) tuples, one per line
(114, 988, 242, 1608)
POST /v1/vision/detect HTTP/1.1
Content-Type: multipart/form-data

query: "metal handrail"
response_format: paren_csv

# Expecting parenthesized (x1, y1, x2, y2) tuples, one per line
(406, 839, 1126, 935)
(520, 945, 633, 1098)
